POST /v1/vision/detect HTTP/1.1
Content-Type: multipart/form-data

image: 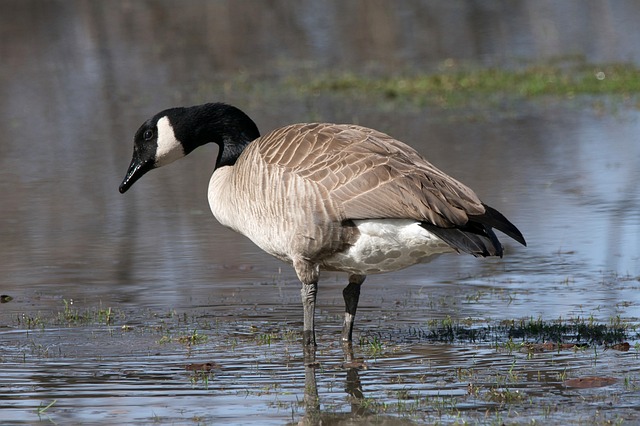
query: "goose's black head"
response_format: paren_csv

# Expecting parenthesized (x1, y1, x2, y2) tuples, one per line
(119, 102, 260, 193)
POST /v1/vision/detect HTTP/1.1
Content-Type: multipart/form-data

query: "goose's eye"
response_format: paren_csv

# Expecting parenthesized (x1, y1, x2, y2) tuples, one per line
(143, 129, 153, 140)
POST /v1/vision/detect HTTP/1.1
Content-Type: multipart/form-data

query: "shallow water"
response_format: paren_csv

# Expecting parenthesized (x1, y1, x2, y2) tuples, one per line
(1, 1, 640, 425)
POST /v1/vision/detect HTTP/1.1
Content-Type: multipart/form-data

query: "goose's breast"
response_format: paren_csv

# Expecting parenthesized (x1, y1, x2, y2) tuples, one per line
(321, 219, 454, 275)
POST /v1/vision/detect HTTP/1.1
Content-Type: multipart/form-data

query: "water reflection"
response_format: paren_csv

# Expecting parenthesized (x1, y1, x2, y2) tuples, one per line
(298, 344, 368, 425)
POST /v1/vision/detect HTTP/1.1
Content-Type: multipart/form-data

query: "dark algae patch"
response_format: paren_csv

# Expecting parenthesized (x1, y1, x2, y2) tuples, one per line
(364, 315, 633, 349)
(505, 316, 629, 346)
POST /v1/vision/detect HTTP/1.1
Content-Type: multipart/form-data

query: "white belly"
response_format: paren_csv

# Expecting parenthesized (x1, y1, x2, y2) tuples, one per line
(321, 219, 454, 275)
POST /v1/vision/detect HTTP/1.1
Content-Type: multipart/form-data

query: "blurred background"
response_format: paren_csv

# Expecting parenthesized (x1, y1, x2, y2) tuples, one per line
(2, 1, 640, 424)
(1, 0, 639, 316)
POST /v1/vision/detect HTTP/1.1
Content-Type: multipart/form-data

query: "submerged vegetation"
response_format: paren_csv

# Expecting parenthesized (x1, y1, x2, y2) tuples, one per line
(2, 295, 640, 424)
(11, 299, 636, 349)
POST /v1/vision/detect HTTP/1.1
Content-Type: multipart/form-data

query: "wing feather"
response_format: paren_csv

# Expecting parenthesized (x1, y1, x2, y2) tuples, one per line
(255, 123, 485, 228)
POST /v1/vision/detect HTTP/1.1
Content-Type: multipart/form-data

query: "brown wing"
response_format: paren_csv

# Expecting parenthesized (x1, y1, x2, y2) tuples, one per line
(256, 123, 485, 228)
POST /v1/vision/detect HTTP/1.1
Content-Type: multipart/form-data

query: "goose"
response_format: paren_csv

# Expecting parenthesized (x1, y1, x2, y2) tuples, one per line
(119, 102, 526, 347)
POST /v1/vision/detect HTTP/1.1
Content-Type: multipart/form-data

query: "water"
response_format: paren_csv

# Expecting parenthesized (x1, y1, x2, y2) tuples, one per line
(1, 1, 640, 424)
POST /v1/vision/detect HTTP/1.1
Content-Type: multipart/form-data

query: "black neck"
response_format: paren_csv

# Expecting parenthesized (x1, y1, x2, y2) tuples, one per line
(168, 103, 260, 168)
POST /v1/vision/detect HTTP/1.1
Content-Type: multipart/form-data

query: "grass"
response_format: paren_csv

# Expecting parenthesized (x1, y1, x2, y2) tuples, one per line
(291, 60, 640, 107)
(176, 329, 208, 346)
(185, 57, 640, 113)
(36, 399, 56, 420)
(16, 299, 119, 330)
(188, 369, 214, 388)
(13, 300, 635, 352)
(59, 299, 114, 325)
(359, 334, 384, 357)
(158, 329, 208, 346)
(249, 325, 299, 347)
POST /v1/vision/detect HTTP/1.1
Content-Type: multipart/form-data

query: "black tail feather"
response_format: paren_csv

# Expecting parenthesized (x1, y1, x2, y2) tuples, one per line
(473, 203, 527, 247)
(420, 203, 525, 258)
(420, 222, 503, 258)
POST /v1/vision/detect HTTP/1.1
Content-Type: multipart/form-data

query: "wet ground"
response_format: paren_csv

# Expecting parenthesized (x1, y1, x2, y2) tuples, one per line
(1, 1, 640, 425)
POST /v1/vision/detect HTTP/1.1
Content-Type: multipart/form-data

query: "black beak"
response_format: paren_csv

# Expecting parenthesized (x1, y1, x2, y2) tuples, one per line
(119, 152, 153, 193)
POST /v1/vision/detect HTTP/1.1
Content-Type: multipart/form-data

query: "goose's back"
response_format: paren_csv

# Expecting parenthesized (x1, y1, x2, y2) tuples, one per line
(255, 123, 485, 225)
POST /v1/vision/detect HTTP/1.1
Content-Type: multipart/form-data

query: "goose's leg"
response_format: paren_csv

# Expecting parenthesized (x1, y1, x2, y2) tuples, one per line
(294, 258, 320, 347)
(301, 282, 318, 346)
(342, 274, 366, 343)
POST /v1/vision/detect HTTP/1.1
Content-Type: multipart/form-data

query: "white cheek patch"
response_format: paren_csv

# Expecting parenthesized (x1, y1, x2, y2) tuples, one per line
(155, 116, 185, 167)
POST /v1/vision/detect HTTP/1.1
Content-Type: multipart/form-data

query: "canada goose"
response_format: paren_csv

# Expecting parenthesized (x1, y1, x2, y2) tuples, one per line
(119, 103, 526, 346)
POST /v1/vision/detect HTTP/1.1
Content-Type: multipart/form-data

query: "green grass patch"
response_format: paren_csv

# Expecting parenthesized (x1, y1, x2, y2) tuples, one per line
(293, 61, 640, 106)
(16, 299, 119, 329)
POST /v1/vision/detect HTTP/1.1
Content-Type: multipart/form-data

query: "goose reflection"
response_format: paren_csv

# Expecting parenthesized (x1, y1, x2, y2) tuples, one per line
(296, 344, 376, 425)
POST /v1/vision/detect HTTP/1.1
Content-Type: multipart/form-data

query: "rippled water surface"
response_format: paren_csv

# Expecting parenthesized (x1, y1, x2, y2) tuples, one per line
(1, 1, 640, 425)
